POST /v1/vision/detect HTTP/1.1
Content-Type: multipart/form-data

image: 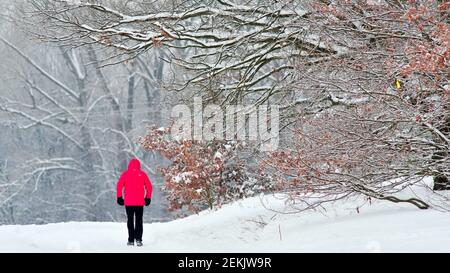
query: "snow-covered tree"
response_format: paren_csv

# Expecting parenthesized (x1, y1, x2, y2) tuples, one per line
(139, 126, 272, 213)
(24, 0, 449, 212)
(0, 1, 172, 224)
(261, 0, 449, 210)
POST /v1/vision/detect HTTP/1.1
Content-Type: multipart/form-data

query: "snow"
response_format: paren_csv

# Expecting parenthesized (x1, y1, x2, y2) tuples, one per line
(172, 171, 193, 183)
(214, 151, 222, 159)
(70, 50, 85, 80)
(1, 183, 449, 252)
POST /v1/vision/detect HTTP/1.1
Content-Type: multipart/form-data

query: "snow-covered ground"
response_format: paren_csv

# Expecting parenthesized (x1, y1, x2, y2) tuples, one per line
(1, 178, 450, 252)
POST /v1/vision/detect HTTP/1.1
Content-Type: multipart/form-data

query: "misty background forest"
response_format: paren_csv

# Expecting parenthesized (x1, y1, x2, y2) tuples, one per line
(0, 0, 174, 224)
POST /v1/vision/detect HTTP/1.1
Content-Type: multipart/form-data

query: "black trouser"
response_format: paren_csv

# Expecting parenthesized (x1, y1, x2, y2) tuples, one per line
(125, 206, 144, 242)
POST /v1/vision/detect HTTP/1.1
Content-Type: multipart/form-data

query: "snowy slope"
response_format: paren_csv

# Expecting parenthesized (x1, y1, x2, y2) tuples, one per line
(1, 179, 450, 252)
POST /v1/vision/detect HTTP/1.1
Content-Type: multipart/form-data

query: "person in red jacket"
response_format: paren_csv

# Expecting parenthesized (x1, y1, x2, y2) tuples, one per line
(116, 158, 152, 246)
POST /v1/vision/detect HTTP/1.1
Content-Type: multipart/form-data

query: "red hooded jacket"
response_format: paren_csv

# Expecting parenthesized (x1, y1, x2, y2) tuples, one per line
(116, 159, 152, 206)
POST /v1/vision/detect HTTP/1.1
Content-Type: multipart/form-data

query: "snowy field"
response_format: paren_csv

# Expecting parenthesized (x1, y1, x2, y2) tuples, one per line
(1, 179, 449, 253)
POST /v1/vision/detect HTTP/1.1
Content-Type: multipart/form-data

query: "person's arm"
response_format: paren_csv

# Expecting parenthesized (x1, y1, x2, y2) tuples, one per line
(144, 174, 152, 206)
(144, 174, 152, 198)
(116, 174, 125, 205)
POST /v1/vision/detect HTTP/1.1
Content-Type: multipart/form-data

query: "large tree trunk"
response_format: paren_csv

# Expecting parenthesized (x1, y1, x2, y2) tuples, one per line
(86, 46, 129, 173)
(126, 61, 136, 132)
(61, 47, 99, 220)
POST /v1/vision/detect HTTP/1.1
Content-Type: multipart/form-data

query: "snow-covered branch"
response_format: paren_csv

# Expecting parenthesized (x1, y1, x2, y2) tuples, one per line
(0, 35, 80, 101)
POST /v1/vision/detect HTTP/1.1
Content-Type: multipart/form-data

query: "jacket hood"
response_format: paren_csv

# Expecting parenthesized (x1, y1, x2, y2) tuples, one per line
(128, 159, 141, 170)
